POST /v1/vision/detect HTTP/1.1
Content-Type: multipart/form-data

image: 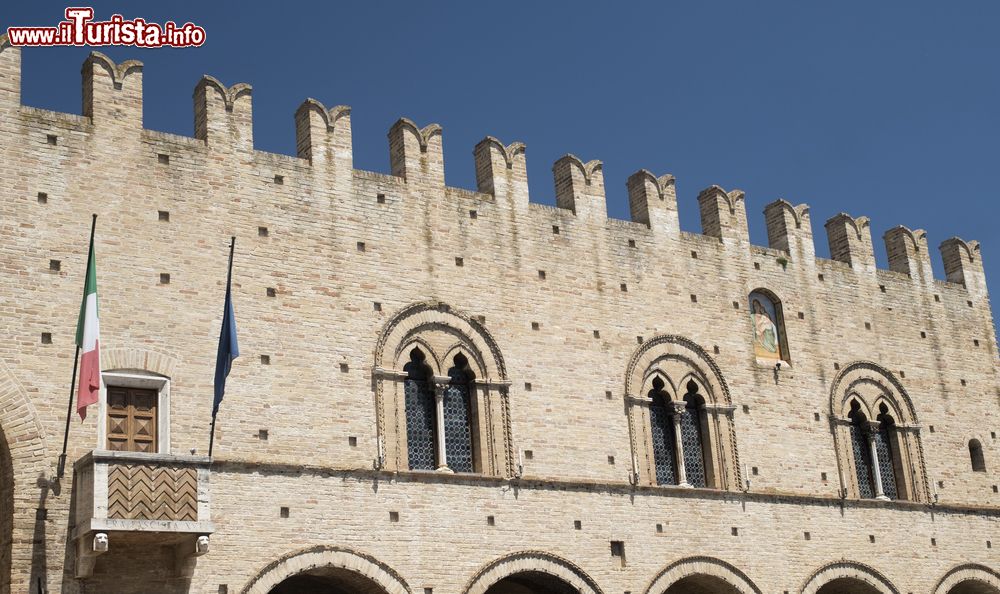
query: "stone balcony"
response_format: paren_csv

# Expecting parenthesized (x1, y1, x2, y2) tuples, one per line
(72, 450, 215, 578)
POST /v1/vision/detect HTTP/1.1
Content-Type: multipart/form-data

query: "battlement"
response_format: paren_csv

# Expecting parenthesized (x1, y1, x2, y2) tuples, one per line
(0, 38, 989, 296)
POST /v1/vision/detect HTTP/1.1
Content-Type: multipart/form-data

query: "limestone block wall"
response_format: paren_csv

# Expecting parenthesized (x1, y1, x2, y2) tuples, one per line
(0, 38, 996, 593)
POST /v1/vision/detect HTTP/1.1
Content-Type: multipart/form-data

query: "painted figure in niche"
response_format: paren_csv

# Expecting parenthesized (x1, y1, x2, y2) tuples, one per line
(749, 291, 782, 360)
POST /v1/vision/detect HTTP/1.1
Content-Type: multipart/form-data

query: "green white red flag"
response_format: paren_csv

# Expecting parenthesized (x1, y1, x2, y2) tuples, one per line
(75, 234, 100, 420)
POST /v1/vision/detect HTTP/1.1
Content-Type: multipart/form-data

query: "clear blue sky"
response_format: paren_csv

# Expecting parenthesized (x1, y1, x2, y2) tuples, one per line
(5, 2, 999, 340)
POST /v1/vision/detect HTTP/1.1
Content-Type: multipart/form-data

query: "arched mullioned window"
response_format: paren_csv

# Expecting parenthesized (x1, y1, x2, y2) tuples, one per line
(831, 362, 929, 502)
(373, 302, 513, 477)
(648, 377, 678, 485)
(403, 348, 436, 471)
(848, 401, 875, 499)
(443, 353, 476, 473)
(748, 289, 788, 363)
(969, 439, 987, 472)
(625, 335, 741, 491)
(874, 404, 899, 500)
(680, 382, 708, 488)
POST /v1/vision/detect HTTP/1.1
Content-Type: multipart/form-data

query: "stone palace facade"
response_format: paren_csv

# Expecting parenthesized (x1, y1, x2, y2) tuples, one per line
(0, 36, 997, 594)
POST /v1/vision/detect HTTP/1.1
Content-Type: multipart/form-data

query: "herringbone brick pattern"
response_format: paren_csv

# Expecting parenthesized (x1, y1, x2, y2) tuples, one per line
(107, 464, 198, 521)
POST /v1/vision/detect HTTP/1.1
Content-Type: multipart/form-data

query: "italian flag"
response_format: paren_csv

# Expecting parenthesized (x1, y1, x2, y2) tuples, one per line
(75, 233, 100, 420)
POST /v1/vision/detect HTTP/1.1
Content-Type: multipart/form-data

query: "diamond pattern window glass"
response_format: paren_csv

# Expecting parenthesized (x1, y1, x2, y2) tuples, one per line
(106, 387, 157, 453)
(404, 379, 436, 470)
(850, 420, 875, 499)
(443, 383, 474, 472)
(649, 397, 677, 485)
(680, 395, 706, 488)
(874, 424, 898, 500)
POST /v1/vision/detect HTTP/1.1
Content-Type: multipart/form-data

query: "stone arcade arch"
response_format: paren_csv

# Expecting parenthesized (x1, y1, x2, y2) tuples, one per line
(800, 561, 898, 594)
(645, 556, 762, 594)
(0, 357, 50, 594)
(933, 564, 1000, 594)
(241, 546, 410, 594)
(464, 551, 603, 594)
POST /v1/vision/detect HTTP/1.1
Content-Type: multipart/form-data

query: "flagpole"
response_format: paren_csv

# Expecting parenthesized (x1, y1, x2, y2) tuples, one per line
(58, 214, 97, 479)
(208, 236, 235, 459)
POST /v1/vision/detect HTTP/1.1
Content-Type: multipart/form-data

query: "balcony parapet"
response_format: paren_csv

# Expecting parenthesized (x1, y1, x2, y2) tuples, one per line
(72, 450, 214, 578)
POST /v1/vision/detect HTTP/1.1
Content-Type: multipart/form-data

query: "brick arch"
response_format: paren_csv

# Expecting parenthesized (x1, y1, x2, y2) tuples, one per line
(101, 346, 180, 378)
(240, 545, 411, 594)
(463, 550, 603, 594)
(376, 301, 507, 382)
(0, 357, 50, 594)
(625, 335, 731, 405)
(800, 561, 898, 594)
(644, 556, 762, 594)
(933, 564, 1000, 594)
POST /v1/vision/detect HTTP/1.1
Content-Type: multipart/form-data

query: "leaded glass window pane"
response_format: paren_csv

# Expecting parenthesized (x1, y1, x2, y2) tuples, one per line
(850, 422, 875, 499)
(874, 426, 898, 500)
(404, 379, 436, 470)
(680, 401, 706, 488)
(649, 402, 677, 485)
(443, 383, 474, 473)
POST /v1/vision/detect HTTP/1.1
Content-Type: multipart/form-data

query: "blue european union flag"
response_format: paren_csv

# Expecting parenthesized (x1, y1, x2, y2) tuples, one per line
(213, 239, 239, 418)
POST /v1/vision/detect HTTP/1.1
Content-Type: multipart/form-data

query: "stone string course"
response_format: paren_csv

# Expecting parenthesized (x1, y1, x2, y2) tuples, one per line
(0, 37, 997, 593)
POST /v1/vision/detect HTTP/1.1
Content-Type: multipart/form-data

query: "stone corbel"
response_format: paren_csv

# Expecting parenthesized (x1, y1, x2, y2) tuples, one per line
(174, 535, 210, 578)
(373, 367, 408, 381)
(75, 532, 108, 578)
(704, 403, 737, 417)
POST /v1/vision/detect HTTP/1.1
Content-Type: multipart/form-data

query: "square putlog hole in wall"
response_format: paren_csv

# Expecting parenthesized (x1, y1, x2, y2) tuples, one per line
(46, 134, 57, 145)
(258, 429, 268, 440)
(258, 226, 269, 237)
(455, 257, 464, 267)
(469, 210, 478, 219)
(389, 511, 399, 523)
(552, 225, 560, 234)
(620, 283, 628, 292)
(280, 507, 289, 518)
(628, 239, 636, 248)
(731, 527, 739, 536)
(41, 332, 52, 344)
(267, 287, 277, 297)
(37, 192, 48, 204)
(260, 355, 271, 365)
(523, 450, 534, 460)
(607, 455, 615, 465)
(573, 520, 582, 530)
(339, 363, 349, 373)
(159, 273, 170, 285)
(273, 175, 284, 185)
(610, 541, 626, 567)
(158, 210, 170, 222)
(605, 391, 613, 400)
(376, 193, 386, 203)
(49, 259, 61, 271)
(538, 270, 546, 280)
(690, 294, 698, 303)
(157, 153, 170, 165)
(531, 322, 540, 331)
(487, 515, 495, 526)
(348, 436, 357, 447)
(357, 242, 366, 252)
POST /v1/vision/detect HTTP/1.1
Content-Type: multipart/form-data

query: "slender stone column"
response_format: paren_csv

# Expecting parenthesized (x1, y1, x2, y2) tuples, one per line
(435, 385, 451, 472)
(867, 421, 887, 500)
(671, 402, 691, 487)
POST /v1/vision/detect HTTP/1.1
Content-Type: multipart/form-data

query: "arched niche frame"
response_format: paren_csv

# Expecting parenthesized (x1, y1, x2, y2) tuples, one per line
(373, 302, 513, 477)
(828, 362, 929, 502)
(624, 335, 742, 490)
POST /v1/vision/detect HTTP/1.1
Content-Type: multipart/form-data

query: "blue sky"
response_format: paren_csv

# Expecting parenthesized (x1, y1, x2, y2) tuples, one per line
(4, 2, 999, 340)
